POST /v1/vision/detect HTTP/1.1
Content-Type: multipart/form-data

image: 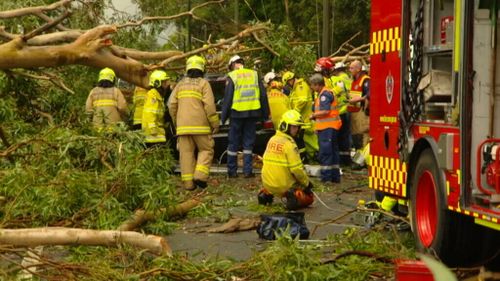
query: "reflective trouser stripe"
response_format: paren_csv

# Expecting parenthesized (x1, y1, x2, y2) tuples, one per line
(243, 149, 252, 154)
(145, 135, 166, 143)
(321, 165, 340, 170)
(195, 165, 209, 175)
(181, 174, 194, 181)
(227, 150, 238, 156)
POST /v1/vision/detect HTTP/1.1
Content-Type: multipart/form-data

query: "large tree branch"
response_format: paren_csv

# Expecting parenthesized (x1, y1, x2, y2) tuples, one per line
(0, 0, 70, 19)
(117, 0, 224, 29)
(23, 11, 72, 41)
(0, 228, 172, 256)
(0, 25, 150, 87)
(157, 24, 269, 68)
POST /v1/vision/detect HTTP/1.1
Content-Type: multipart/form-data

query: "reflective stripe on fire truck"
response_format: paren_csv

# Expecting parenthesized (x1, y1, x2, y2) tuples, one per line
(369, 155, 407, 197)
(370, 27, 401, 55)
(448, 205, 500, 228)
(454, 0, 461, 72)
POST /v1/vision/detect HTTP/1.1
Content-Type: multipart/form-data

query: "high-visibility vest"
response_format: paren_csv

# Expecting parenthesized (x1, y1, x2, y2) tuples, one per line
(228, 68, 261, 111)
(330, 74, 352, 115)
(133, 87, 147, 126)
(348, 73, 370, 112)
(314, 88, 342, 131)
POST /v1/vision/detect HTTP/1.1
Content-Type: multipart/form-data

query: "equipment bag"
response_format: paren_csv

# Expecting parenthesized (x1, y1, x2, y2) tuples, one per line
(256, 212, 310, 240)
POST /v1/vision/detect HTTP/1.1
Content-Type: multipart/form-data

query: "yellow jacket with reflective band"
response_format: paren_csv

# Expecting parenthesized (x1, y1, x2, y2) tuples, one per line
(85, 87, 128, 129)
(314, 87, 342, 131)
(289, 78, 314, 130)
(132, 86, 147, 125)
(348, 73, 370, 112)
(142, 88, 166, 143)
(267, 87, 290, 130)
(228, 68, 261, 111)
(262, 131, 310, 195)
(168, 77, 219, 135)
(330, 72, 353, 114)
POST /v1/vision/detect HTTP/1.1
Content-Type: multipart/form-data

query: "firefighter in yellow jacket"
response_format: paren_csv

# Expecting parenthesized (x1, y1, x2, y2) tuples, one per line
(282, 71, 318, 161)
(85, 68, 128, 131)
(143, 70, 171, 146)
(132, 86, 148, 130)
(259, 110, 314, 210)
(264, 72, 290, 129)
(168, 55, 219, 190)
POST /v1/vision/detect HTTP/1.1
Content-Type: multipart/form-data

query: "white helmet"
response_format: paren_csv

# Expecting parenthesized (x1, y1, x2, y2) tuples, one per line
(228, 55, 243, 69)
(334, 62, 345, 70)
(263, 72, 276, 84)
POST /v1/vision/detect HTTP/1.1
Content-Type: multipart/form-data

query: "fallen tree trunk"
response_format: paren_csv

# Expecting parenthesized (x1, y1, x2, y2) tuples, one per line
(118, 199, 202, 231)
(0, 227, 172, 256)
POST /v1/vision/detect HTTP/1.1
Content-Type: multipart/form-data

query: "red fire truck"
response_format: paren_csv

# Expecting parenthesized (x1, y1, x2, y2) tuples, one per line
(370, 0, 500, 267)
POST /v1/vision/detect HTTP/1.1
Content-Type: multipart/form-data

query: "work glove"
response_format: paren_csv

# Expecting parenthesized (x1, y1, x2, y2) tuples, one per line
(304, 182, 314, 195)
(212, 126, 219, 134)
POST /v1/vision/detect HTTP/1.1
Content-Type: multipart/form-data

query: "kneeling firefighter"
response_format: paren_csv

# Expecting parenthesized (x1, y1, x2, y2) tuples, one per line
(259, 110, 314, 210)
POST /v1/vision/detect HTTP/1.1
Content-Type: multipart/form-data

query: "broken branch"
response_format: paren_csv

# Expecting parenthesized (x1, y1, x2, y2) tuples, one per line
(118, 199, 202, 231)
(0, 228, 172, 256)
(0, 0, 70, 19)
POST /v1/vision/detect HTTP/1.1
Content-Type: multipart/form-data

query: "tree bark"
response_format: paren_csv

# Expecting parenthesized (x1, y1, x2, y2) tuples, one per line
(118, 199, 202, 231)
(0, 228, 172, 256)
(322, 0, 331, 56)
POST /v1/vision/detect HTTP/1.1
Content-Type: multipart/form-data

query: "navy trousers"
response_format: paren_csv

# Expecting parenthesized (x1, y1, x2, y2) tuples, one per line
(227, 118, 257, 176)
(338, 113, 352, 166)
(318, 128, 341, 182)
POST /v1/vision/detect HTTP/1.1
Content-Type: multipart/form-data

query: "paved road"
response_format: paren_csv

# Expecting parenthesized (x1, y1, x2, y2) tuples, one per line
(168, 171, 374, 261)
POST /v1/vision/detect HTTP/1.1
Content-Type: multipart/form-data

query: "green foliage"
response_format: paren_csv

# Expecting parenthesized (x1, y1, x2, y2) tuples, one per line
(0, 228, 414, 280)
(0, 126, 177, 232)
(255, 24, 317, 78)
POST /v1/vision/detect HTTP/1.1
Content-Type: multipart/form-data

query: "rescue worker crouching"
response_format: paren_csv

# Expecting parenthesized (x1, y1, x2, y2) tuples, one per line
(221, 55, 270, 178)
(259, 110, 314, 210)
(309, 73, 343, 183)
(264, 71, 290, 130)
(282, 71, 318, 162)
(143, 70, 171, 147)
(168, 55, 219, 190)
(85, 67, 128, 131)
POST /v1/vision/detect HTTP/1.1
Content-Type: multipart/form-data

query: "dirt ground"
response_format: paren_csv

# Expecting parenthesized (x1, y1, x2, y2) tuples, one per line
(168, 167, 377, 261)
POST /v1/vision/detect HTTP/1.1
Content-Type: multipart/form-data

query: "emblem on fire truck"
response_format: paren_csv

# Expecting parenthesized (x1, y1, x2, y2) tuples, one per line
(385, 72, 394, 104)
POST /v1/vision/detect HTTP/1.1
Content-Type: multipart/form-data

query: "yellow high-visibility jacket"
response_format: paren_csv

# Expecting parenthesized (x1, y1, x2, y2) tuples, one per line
(330, 72, 353, 114)
(132, 87, 147, 126)
(168, 77, 219, 135)
(142, 88, 166, 143)
(289, 78, 314, 129)
(262, 131, 310, 195)
(85, 87, 128, 130)
(267, 87, 290, 130)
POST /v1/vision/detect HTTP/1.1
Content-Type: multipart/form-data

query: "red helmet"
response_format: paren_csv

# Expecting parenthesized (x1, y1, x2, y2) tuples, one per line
(314, 57, 334, 72)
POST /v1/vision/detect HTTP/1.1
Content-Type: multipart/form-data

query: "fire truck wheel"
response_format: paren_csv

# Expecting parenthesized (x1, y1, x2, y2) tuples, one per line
(410, 148, 500, 267)
(410, 149, 446, 253)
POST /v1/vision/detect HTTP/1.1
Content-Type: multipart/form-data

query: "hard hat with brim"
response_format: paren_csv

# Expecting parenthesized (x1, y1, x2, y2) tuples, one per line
(282, 71, 295, 84)
(186, 55, 206, 72)
(98, 67, 116, 82)
(149, 70, 169, 87)
(228, 55, 243, 68)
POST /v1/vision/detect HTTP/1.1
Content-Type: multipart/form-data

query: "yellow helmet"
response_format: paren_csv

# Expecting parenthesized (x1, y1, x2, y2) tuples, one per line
(282, 71, 295, 85)
(149, 70, 169, 88)
(186, 55, 206, 72)
(279, 110, 304, 132)
(98, 67, 116, 83)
